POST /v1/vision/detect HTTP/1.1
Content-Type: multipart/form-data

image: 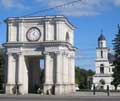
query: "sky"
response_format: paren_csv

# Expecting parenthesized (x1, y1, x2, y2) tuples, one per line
(0, 0, 120, 70)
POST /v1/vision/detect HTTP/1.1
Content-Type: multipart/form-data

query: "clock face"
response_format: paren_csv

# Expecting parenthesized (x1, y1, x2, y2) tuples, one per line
(26, 27, 41, 41)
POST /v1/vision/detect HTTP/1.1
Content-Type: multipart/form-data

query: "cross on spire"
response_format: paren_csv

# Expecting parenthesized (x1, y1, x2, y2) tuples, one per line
(101, 29, 103, 34)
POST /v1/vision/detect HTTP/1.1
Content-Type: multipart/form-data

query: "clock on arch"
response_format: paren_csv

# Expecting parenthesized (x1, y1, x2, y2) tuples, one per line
(26, 27, 41, 41)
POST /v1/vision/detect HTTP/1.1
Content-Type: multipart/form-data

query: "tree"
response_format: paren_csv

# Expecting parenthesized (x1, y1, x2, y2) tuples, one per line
(75, 66, 95, 89)
(111, 24, 120, 90)
(0, 48, 5, 92)
(75, 66, 81, 85)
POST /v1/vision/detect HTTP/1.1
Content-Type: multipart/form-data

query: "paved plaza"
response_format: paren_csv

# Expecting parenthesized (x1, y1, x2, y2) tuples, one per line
(0, 92, 120, 101)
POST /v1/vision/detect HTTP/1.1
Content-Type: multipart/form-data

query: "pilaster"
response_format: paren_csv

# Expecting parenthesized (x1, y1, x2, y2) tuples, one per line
(18, 22, 24, 42)
(44, 21, 49, 41)
(70, 53, 75, 84)
(56, 21, 64, 41)
(8, 23, 12, 42)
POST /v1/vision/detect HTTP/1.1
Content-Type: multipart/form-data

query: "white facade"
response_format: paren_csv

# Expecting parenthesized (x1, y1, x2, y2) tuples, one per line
(92, 34, 115, 90)
(3, 16, 76, 95)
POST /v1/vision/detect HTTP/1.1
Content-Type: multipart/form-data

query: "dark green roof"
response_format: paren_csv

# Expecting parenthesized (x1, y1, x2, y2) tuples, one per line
(98, 34, 106, 41)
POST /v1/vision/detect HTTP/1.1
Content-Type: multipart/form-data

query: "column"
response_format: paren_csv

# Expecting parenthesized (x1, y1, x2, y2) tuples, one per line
(17, 53, 28, 94)
(63, 52, 69, 94)
(70, 53, 75, 92)
(68, 56, 71, 84)
(6, 54, 16, 94)
(44, 53, 51, 84)
(55, 52, 62, 94)
(70, 57, 75, 84)
(63, 52, 69, 84)
(49, 55, 53, 83)
(68, 56, 71, 93)
(44, 52, 53, 94)
(56, 52, 62, 84)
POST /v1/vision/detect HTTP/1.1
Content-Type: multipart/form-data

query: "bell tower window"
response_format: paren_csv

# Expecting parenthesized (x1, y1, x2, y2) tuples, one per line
(100, 41, 103, 47)
(101, 50, 103, 58)
(100, 64, 104, 74)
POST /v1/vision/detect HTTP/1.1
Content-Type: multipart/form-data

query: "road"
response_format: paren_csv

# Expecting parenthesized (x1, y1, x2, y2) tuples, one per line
(0, 95, 120, 101)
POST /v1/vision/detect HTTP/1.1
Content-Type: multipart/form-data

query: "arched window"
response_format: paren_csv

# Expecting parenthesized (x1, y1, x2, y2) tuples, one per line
(99, 79, 105, 85)
(66, 32, 70, 42)
(100, 64, 104, 74)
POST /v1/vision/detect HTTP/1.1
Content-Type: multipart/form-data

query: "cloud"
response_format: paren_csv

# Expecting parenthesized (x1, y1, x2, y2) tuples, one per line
(1, 0, 14, 8)
(35, 0, 120, 16)
(1, 0, 28, 10)
(114, 0, 120, 6)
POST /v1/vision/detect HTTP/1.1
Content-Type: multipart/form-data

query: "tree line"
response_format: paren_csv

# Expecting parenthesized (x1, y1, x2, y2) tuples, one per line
(75, 66, 95, 89)
(0, 48, 5, 92)
(111, 25, 120, 90)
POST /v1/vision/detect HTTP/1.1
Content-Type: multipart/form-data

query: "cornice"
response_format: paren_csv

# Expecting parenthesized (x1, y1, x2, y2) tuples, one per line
(5, 16, 75, 30)
(3, 41, 76, 51)
(94, 74, 112, 77)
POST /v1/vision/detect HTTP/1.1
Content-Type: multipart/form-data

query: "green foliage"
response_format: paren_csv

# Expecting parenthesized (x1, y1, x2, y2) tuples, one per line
(39, 66, 95, 90)
(0, 48, 5, 90)
(112, 25, 120, 90)
(75, 66, 95, 89)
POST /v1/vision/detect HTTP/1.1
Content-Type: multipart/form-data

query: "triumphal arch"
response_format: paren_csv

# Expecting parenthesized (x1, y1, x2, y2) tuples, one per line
(3, 16, 76, 95)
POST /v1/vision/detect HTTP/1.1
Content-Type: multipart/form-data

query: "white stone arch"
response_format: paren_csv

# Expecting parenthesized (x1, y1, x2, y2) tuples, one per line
(3, 16, 76, 95)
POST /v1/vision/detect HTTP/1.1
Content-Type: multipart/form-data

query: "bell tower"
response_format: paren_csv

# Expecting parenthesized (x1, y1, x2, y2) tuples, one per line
(93, 31, 115, 90)
(96, 33, 109, 74)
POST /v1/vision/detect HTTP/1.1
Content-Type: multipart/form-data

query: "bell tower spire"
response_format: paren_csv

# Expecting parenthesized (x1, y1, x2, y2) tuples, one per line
(98, 31, 106, 48)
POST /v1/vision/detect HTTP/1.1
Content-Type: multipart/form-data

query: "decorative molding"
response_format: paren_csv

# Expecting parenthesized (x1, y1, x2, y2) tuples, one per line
(94, 73, 112, 77)
(3, 41, 76, 51)
(5, 16, 75, 29)
(96, 60, 109, 62)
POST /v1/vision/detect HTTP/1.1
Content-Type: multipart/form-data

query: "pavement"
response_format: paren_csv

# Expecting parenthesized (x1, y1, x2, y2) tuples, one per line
(0, 92, 120, 101)
(73, 91, 120, 96)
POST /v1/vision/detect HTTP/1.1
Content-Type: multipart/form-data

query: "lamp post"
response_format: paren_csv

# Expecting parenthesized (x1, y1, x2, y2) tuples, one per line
(107, 85, 110, 96)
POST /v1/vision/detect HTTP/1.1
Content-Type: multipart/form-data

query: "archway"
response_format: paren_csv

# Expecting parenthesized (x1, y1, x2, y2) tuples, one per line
(25, 56, 44, 93)
(99, 79, 105, 90)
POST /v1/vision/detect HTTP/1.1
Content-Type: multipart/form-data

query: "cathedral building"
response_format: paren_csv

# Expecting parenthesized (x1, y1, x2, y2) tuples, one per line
(92, 34, 115, 90)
